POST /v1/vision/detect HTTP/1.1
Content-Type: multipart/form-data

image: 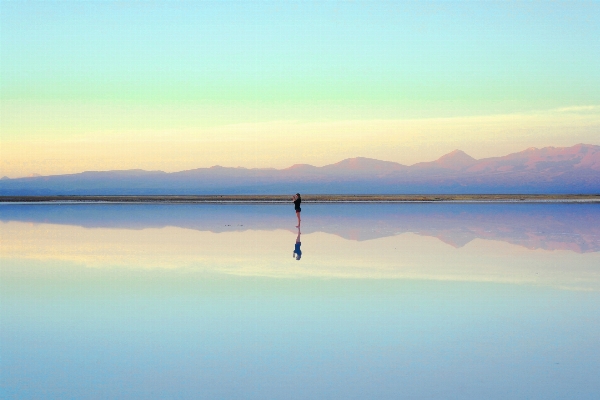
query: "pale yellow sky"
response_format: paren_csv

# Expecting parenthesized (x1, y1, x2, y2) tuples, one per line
(1, 106, 599, 178)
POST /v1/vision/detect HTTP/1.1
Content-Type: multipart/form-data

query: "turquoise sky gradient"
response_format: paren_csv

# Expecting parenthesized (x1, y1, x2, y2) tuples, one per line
(1, 1, 599, 176)
(4, 1, 600, 108)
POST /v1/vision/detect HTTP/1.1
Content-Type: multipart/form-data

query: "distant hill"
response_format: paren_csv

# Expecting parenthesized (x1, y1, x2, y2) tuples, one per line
(1, 144, 599, 195)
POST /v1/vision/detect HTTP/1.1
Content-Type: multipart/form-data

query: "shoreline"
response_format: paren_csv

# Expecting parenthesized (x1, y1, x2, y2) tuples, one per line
(1, 194, 599, 204)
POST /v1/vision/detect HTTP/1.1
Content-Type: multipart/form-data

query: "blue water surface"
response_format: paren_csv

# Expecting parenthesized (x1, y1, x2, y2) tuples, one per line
(1, 203, 599, 399)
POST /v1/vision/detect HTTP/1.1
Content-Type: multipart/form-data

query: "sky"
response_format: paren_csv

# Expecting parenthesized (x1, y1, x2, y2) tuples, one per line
(1, 1, 599, 178)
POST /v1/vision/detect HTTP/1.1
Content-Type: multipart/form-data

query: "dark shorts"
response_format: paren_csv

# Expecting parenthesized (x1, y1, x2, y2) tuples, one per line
(295, 208, 301, 212)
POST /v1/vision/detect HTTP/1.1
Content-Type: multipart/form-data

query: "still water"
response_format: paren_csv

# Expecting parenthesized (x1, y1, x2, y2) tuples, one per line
(1, 203, 599, 399)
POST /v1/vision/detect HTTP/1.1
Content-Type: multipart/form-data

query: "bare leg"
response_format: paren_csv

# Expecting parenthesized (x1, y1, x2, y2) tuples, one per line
(296, 211, 301, 227)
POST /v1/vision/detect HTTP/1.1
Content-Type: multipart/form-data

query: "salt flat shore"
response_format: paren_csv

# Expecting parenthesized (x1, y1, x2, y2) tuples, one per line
(1, 194, 599, 203)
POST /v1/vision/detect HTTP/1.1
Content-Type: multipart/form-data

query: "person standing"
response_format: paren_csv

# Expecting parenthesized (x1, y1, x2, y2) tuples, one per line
(292, 193, 301, 227)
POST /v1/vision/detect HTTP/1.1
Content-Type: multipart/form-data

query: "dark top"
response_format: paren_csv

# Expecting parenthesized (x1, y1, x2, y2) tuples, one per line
(294, 242, 302, 256)
(294, 197, 301, 211)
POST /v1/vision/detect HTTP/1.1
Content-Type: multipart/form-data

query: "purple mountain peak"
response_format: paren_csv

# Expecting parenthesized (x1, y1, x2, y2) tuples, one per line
(434, 150, 477, 170)
(325, 157, 406, 171)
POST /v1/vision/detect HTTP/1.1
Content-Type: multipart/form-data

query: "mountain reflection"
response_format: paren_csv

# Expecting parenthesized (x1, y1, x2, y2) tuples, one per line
(1, 203, 598, 253)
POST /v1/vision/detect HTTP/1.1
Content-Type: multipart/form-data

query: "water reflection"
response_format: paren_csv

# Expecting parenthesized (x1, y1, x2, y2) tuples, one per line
(293, 227, 302, 260)
(0, 203, 598, 290)
(1, 204, 599, 399)
(1, 203, 598, 253)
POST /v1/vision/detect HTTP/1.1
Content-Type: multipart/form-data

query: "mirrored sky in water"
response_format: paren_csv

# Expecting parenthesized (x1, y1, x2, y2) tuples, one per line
(1, 204, 599, 399)
(2, 203, 599, 289)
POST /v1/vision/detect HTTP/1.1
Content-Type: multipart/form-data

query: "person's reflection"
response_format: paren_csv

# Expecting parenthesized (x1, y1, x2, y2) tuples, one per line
(293, 227, 302, 260)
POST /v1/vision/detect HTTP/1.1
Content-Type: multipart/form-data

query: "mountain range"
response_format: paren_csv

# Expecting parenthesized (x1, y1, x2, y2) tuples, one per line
(1, 144, 599, 195)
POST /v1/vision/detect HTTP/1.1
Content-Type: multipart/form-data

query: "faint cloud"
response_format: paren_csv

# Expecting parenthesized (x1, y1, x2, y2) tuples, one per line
(554, 105, 600, 113)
